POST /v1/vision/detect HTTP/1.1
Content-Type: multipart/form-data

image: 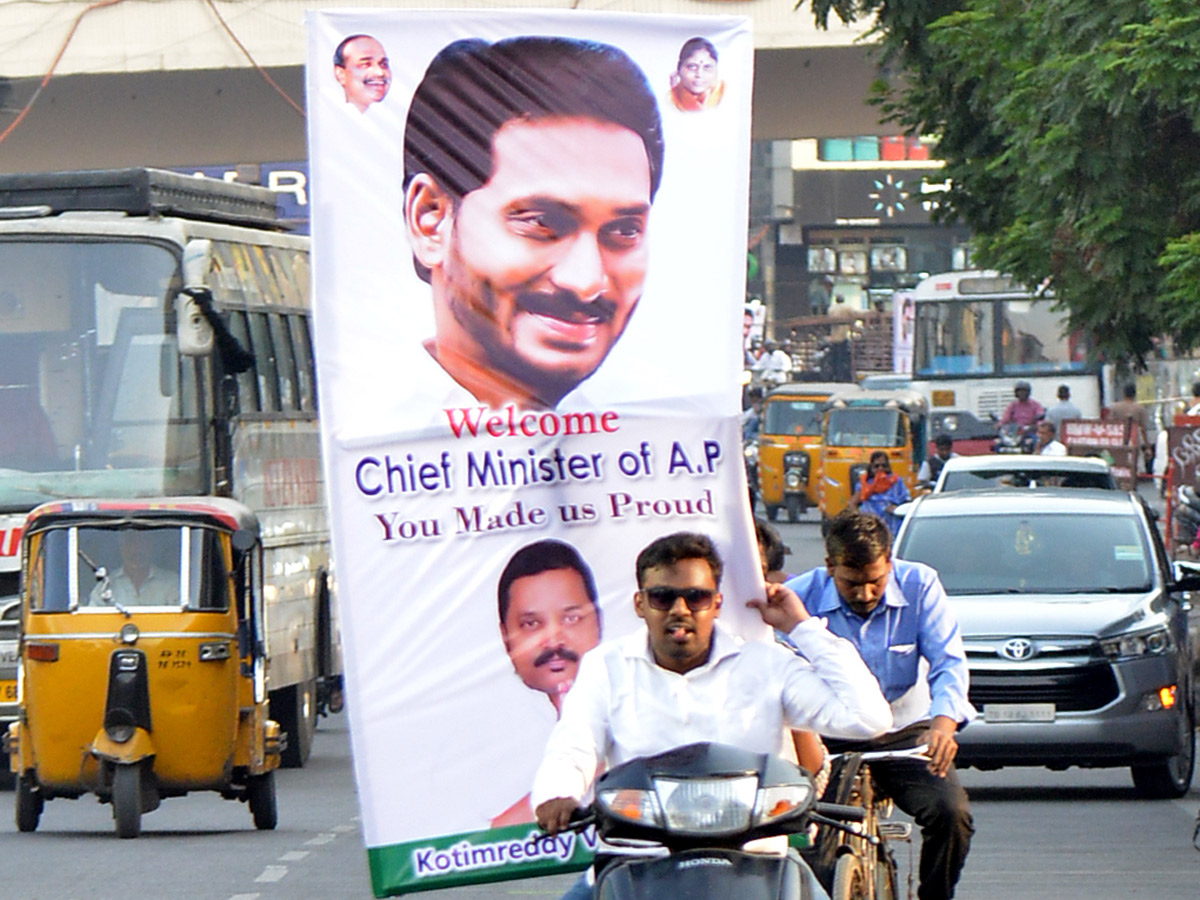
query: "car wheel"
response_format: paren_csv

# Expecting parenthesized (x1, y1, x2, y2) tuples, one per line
(1131, 701, 1195, 799)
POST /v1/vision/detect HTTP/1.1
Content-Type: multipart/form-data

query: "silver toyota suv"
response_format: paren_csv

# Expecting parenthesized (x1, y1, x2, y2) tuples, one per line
(896, 487, 1199, 798)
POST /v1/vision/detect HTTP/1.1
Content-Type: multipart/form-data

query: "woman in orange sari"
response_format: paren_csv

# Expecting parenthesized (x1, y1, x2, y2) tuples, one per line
(668, 37, 725, 112)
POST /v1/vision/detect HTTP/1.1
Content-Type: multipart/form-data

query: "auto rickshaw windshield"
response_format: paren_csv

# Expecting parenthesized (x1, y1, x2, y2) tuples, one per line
(30, 525, 231, 612)
(825, 408, 905, 448)
(763, 400, 824, 437)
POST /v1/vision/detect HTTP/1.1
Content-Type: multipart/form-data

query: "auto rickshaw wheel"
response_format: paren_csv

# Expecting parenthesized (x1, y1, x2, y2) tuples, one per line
(766, 504, 779, 523)
(15, 774, 43, 833)
(786, 494, 804, 522)
(247, 772, 278, 830)
(112, 764, 142, 839)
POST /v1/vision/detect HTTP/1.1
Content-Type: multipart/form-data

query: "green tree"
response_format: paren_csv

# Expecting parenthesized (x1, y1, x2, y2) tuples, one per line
(808, 0, 1200, 362)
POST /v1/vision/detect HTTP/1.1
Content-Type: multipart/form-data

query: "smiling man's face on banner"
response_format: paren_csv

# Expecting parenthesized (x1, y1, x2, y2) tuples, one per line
(432, 117, 651, 409)
(403, 36, 664, 411)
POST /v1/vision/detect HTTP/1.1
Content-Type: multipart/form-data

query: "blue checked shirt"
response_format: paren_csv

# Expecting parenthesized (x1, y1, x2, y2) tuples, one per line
(785, 560, 976, 732)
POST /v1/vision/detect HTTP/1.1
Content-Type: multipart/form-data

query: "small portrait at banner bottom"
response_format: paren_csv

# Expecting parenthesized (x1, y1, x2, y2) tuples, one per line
(492, 538, 602, 826)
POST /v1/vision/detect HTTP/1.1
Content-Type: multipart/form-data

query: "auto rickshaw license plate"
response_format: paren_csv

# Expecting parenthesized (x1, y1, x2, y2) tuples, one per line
(983, 703, 1055, 722)
(1, 680, 16, 702)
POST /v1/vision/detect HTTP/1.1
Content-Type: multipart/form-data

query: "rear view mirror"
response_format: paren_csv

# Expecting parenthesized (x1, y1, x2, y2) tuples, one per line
(177, 239, 215, 357)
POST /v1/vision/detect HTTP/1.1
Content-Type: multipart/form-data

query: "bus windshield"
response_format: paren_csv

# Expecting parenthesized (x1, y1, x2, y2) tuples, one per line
(0, 239, 202, 509)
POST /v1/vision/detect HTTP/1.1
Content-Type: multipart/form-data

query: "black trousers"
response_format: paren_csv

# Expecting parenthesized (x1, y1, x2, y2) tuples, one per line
(825, 724, 974, 900)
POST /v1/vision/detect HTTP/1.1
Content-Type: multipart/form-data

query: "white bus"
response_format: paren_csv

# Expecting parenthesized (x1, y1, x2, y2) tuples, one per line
(0, 168, 337, 766)
(909, 270, 1108, 422)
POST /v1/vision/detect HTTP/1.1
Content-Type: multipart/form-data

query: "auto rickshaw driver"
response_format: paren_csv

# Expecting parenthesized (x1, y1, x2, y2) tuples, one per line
(87, 530, 180, 608)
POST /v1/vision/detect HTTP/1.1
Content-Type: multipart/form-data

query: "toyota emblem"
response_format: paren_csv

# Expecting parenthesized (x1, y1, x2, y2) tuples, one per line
(1001, 638, 1035, 661)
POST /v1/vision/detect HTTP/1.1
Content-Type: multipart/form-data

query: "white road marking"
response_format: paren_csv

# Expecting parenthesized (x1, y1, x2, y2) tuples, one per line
(306, 832, 336, 846)
(229, 894, 261, 900)
(279, 850, 310, 862)
(255, 866, 288, 883)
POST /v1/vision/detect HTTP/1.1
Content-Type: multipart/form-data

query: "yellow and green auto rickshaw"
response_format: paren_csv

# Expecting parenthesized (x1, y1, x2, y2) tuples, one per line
(5, 498, 283, 837)
(758, 382, 859, 523)
(816, 389, 928, 527)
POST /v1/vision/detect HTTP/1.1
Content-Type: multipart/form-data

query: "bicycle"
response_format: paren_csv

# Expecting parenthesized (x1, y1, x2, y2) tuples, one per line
(802, 746, 927, 900)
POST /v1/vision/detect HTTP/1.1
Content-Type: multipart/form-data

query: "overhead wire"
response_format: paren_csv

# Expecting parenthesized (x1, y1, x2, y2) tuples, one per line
(0, 0, 305, 148)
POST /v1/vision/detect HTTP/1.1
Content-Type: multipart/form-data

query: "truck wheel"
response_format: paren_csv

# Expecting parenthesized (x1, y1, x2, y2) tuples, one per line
(247, 772, 278, 830)
(112, 764, 142, 839)
(1131, 701, 1195, 798)
(272, 679, 316, 768)
(831, 854, 868, 900)
(15, 774, 43, 833)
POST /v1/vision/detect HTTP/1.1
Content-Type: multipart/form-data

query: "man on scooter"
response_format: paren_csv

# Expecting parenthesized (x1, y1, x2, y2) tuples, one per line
(533, 531, 892, 836)
(786, 510, 975, 900)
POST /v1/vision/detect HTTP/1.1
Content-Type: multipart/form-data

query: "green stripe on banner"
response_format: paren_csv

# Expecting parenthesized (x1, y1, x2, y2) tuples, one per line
(366, 824, 595, 896)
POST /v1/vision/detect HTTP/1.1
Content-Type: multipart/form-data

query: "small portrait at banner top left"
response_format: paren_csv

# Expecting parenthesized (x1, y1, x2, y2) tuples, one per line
(402, 36, 665, 412)
(334, 34, 392, 113)
(492, 538, 603, 827)
(667, 36, 725, 112)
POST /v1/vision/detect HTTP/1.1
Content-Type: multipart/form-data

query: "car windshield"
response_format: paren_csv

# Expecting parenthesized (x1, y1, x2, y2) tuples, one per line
(899, 512, 1153, 595)
(939, 468, 1114, 491)
(763, 399, 823, 436)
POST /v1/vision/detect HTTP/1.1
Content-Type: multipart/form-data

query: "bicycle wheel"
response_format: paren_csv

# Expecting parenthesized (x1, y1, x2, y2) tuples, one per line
(874, 849, 899, 900)
(831, 854, 868, 900)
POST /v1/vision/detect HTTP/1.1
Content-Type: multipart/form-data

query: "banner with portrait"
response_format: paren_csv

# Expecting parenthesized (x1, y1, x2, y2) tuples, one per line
(307, 10, 756, 896)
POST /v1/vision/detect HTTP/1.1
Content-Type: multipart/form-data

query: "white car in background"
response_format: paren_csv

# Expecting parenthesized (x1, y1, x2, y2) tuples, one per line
(932, 454, 1118, 493)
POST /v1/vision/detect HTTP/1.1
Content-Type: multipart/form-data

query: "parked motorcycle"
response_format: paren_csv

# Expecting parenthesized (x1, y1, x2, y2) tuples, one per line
(570, 742, 868, 900)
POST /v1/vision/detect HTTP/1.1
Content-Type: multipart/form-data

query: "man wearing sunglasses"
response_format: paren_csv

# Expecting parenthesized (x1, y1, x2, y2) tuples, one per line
(786, 511, 974, 900)
(533, 530, 892, 838)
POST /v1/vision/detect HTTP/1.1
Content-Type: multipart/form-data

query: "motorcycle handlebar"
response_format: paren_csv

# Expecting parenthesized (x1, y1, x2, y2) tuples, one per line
(813, 802, 866, 823)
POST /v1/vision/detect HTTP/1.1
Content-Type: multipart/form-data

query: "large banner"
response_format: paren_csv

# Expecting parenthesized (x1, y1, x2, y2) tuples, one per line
(307, 10, 757, 896)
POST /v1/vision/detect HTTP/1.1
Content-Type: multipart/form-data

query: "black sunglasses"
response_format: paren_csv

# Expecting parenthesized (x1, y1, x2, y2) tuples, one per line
(641, 586, 718, 612)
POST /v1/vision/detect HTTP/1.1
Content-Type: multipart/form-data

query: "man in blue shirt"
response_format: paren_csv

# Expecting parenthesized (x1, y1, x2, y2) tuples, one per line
(786, 510, 975, 900)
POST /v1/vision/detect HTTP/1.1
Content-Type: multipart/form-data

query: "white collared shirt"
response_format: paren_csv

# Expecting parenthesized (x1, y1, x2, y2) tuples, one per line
(530, 619, 892, 808)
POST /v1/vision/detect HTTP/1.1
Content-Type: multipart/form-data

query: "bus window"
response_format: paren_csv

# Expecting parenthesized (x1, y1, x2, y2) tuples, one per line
(247, 312, 281, 413)
(999, 299, 1084, 373)
(288, 315, 316, 413)
(268, 314, 298, 412)
(226, 311, 260, 413)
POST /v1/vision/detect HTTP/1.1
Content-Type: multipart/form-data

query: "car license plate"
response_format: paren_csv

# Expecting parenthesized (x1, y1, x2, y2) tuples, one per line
(1, 680, 16, 702)
(983, 703, 1055, 722)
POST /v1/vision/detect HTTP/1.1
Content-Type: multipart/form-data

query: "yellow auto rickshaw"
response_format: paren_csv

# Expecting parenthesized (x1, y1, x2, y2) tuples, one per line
(758, 382, 859, 523)
(816, 389, 928, 527)
(5, 498, 283, 837)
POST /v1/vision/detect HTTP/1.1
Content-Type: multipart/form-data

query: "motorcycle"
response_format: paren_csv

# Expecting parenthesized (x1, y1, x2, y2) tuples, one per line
(991, 422, 1036, 455)
(569, 742, 868, 900)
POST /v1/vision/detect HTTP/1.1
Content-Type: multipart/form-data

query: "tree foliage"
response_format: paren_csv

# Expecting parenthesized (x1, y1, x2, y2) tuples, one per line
(806, 0, 1200, 363)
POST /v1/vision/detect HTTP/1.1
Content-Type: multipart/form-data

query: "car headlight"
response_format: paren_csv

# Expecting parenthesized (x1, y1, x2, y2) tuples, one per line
(1100, 627, 1172, 659)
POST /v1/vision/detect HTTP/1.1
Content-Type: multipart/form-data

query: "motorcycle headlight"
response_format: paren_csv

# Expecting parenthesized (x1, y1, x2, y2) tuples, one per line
(653, 775, 758, 834)
(753, 782, 814, 826)
(596, 788, 664, 828)
(1100, 627, 1172, 659)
